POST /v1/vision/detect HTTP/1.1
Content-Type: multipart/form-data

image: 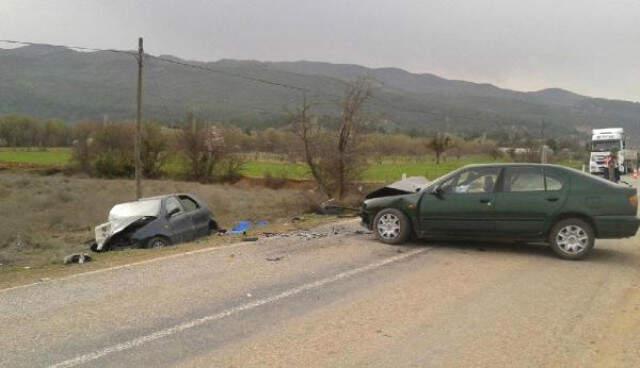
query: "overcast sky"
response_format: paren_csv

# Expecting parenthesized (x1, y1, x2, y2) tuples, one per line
(1, 0, 638, 101)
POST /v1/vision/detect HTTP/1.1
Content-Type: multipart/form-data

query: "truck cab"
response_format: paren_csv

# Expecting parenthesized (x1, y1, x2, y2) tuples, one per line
(589, 128, 636, 175)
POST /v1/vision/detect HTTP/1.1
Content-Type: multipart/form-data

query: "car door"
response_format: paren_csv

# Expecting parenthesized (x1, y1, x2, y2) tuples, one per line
(164, 196, 196, 243)
(493, 166, 566, 237)
(419, 167, 501, 236)
(178, 195, 210, 237)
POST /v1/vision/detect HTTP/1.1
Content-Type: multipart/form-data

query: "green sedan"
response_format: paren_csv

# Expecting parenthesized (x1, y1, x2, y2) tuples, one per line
(361, 164, 639, 259)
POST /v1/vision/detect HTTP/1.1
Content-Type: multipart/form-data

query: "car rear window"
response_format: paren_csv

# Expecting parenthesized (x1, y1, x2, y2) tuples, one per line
(503, 167, 545, 192)
(545, 173, 564, 191)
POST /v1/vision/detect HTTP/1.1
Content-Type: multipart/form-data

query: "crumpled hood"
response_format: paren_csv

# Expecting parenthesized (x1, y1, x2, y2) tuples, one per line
(365, 176, 430, 199)
(94, 216, 148, 251)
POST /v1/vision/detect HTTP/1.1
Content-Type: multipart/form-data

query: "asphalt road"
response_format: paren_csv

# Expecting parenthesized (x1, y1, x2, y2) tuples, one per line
(2, 218, 640, 368)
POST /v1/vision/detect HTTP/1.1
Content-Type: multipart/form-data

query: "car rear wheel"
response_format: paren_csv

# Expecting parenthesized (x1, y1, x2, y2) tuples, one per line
(549, 218, 595, 260)
(145, 236, 171, 249)
(373, 209, 411, 245)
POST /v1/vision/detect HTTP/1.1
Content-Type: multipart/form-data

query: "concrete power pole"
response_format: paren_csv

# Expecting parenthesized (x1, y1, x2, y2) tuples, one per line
(135, 37, 144, 200)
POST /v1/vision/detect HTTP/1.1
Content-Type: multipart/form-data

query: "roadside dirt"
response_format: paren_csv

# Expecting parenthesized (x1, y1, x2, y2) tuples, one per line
(0, 215, 345, 290)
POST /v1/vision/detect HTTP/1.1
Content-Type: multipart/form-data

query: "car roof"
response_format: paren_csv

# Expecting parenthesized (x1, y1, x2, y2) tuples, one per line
(460, 163, 568, 170)
(137, 193, 196, 202)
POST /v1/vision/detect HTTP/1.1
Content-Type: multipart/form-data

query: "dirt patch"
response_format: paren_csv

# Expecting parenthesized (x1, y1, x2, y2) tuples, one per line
(0, 215, 344, 290)
(0, 172, 328, 270)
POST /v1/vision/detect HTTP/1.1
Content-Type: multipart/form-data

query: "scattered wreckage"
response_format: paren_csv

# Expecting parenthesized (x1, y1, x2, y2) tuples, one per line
(91, 193, 218, 252)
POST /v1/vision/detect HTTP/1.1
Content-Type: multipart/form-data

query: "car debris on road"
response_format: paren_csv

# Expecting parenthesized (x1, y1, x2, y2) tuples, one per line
(90, 193, 218, 252)
(63, 253, 92, 264)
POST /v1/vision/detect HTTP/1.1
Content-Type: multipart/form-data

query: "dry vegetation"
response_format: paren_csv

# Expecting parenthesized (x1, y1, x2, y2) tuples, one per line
(0, 172, 321, 269)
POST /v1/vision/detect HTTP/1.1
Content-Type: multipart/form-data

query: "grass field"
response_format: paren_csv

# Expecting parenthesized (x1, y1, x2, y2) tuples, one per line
(0, 147, 71, 166)
(241, 155, 583, 182)
(0, 147, 584, 182)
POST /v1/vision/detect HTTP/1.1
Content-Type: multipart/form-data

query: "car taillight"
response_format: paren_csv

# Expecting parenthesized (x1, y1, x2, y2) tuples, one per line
(630, 194, 638, 209)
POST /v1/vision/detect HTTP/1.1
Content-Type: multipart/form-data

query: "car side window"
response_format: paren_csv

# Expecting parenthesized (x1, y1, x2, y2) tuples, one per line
(545, 171, 565, 191)
(503, 167, 545, 192)
(441, 167, 500, 194)
(165, 197, 183, 215)
(178, 196, 200, 212)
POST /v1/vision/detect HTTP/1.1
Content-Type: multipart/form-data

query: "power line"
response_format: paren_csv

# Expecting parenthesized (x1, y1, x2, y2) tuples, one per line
(1, 38, 445, 122)
(1, 38, 312, 93)
(0, 39, 137, 57)
(144, 53, 309, 93)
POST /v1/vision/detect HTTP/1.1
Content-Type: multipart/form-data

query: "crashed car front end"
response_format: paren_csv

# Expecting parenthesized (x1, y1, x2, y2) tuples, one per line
(91, 198, 164, 252)
(361, 176, 429, 229)
(92, 216, 159, 252)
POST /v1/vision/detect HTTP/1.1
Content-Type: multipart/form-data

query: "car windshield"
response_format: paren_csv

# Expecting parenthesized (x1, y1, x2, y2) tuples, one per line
(591, 140, 620, 152)
(109, 199, 162, 221)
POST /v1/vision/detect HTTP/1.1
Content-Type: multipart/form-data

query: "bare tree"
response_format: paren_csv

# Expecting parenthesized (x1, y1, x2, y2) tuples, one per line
(292, 96, 332, 196)
(426, 132, 452, 164)
(293, 78, 372, 199)
(179, 113, 225, 182)
(336, 78, 372, 198)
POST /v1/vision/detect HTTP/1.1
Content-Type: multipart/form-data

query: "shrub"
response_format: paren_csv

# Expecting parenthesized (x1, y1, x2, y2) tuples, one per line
(263, 172, 287, 189)
(216, 154, 246, 183)
(93, 151, 134, 178)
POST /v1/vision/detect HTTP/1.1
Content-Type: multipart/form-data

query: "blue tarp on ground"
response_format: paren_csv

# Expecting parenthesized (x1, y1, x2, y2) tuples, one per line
(229, 220, 252, 234)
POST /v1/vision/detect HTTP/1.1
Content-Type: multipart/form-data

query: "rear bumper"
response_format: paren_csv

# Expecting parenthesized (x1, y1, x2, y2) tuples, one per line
(594, 216, 640, 238)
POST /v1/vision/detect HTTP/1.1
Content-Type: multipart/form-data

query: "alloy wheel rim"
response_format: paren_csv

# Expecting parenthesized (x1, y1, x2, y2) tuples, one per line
(556, 225, 589, 254)
(377, 213, 401, 240)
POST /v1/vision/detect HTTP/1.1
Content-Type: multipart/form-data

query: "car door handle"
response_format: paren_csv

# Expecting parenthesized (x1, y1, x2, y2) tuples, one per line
(546, 197, 559, 202)
(480, 199, 492, 206)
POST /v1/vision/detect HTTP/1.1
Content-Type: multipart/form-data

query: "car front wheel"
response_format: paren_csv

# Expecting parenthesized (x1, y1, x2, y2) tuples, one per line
(373, 208, 411, 245)
(145, 236, 171, 249)
(549, 218, 595, 260)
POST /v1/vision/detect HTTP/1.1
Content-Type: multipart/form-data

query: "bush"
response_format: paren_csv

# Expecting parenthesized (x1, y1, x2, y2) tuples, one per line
(216, 154, 246, 183)
(263, 172, 287, 189)
(93, 152, 134, 178)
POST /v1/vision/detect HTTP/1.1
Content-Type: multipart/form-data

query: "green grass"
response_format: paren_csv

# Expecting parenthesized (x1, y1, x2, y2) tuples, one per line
(242, 160, 309, 180)
(0, 147, 71, 166)
(238, 154, 505, 182)
(0, 148, 585, 183)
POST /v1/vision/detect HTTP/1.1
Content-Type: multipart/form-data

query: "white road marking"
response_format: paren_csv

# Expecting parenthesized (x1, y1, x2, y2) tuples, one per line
(48, 247, 428, 368)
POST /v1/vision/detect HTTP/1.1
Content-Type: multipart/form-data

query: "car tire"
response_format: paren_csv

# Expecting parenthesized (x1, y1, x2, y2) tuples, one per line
(145, 236, 171, 249)
(373, 208, 411, 245)
(208, 219, 219, 235)
(549, 218, 595, 260)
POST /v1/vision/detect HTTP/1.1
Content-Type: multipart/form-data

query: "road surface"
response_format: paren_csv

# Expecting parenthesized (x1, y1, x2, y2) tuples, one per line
(1, 220, 639, 368)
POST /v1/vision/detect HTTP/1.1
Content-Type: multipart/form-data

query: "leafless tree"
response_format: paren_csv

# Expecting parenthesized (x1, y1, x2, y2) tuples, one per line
(426, 132, 452, 164)
(291, 96, 332, 196)
(293, 78, 372, 199)
(336, 78, 372, 198)
(179, 113, 225, 182)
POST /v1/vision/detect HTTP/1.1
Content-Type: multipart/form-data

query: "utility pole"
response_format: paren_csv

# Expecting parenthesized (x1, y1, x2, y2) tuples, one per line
(540, 119, 547, 163)
(135, 37, 144, 200)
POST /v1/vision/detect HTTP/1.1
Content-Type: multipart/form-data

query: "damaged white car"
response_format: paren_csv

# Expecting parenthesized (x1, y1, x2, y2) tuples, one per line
(91, 193, 218, 252)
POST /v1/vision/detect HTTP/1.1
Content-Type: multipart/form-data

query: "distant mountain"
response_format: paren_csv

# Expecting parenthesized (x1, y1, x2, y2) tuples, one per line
(1, 45, 639, 142)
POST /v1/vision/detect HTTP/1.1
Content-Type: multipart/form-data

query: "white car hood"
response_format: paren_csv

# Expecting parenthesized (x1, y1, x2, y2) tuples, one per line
(94, 216, 147, 251)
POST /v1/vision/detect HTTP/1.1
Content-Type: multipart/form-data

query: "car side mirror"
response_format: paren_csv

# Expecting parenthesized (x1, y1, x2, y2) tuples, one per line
(167, 208, 180, 218)
(431, 186, 444, 197)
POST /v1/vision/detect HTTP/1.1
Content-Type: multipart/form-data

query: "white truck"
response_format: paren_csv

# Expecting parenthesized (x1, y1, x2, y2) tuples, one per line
(589, 128, 638, 175)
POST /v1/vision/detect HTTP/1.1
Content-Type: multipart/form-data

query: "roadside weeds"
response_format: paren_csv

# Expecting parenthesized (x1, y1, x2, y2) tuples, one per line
(0, 215, 346, 290)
